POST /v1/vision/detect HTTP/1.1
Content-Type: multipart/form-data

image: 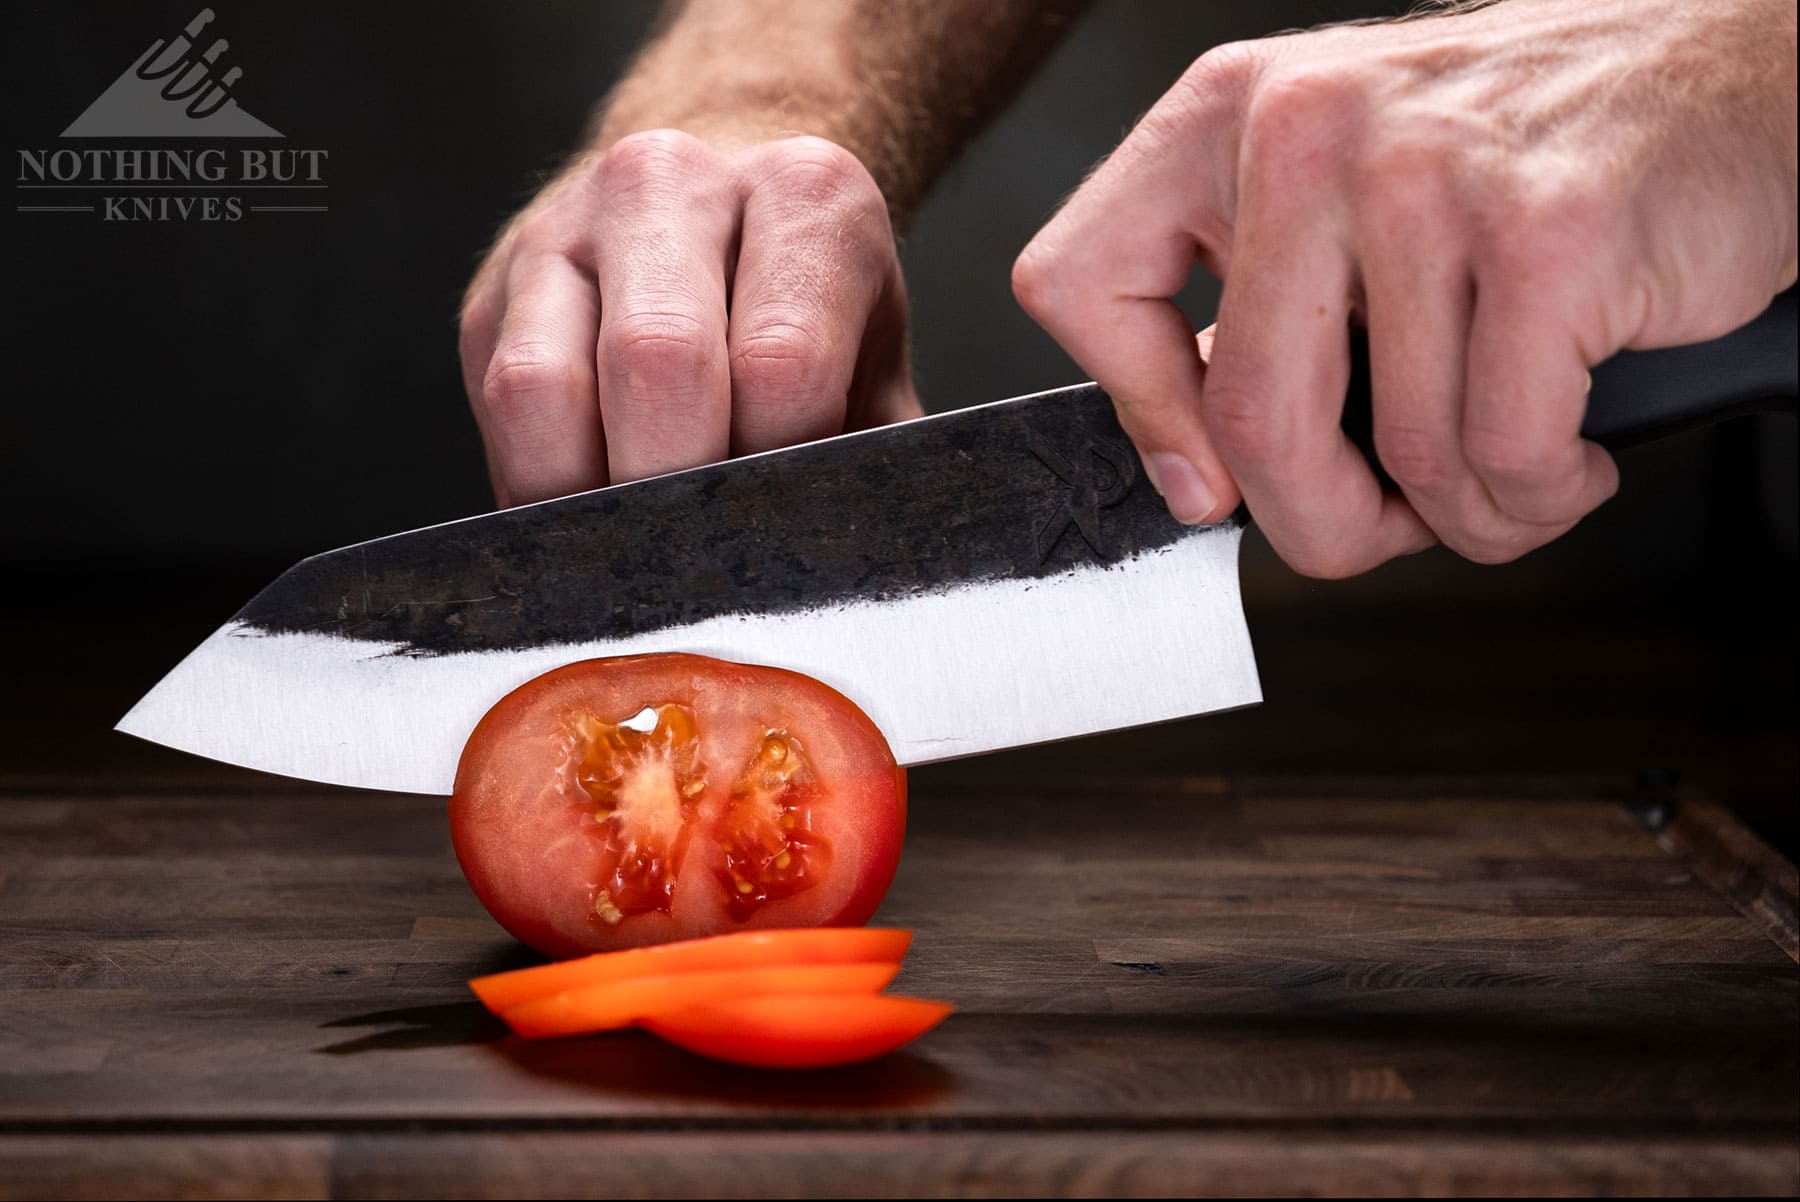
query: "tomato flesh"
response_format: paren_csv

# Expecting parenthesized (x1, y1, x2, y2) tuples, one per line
(571, 703, 704, 923)
(717, 729, 829, 919)
(640, 994, 954, 1069)
(450, 654, 907, 957)
(469, 928, 914, 1013)
(499, 961, 902, 1039)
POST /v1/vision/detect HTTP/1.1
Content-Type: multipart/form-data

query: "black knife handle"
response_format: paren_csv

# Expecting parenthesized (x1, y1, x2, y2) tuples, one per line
(1343, 286, 1798, 465)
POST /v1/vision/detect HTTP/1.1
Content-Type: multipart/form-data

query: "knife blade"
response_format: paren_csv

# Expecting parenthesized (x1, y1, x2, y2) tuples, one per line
(119, 382, 1261, 793)
(118, 288, 1796, 794)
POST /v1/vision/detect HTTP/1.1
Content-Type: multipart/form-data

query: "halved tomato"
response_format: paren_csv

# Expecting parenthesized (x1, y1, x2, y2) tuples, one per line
(450, 654, 907, 958)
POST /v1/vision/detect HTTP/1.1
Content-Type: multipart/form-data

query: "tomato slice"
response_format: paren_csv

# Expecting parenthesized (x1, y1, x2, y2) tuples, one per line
(470, 928, 913, 1013)
(451, 654, 907, 958)
(499, 961, 902, 1039)
(640, 994, 955, 1069)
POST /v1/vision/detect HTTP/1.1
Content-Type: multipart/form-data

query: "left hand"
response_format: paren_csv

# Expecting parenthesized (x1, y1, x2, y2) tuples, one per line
(1012, 0, 1798, 577)
(458, 131, 916, 508)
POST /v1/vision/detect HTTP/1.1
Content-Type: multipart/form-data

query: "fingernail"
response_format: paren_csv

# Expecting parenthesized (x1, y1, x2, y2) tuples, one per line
(1145, 453, 1217, 525)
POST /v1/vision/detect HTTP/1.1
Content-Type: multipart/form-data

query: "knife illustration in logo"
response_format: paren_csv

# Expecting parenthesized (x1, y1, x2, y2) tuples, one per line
(62, 9, 282, 137)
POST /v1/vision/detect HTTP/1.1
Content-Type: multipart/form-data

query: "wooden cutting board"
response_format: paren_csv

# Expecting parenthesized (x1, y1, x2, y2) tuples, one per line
(1, 775, 1794, 1198)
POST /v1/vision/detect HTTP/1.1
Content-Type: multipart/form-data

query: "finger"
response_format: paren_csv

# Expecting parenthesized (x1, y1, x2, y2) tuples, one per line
(845, 273, 924, 431)
(592, 132, 737, 483)
(1016, 46, 1297, 526)
(728, 142, 898, 454)
(1202, 184, 1433, 579)
(1359, 197, 1494, 553)
(478, 251, 606, 506)
(1013, 188, 1238, 526)
(457, 280, 507, 504)
(1010, 45, 1295, 524)
(1462, 279, 1618, 541)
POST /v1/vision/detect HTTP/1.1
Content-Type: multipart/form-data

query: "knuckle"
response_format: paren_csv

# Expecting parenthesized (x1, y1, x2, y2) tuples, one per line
(1283, 541, 1365, 581)
(603, 310, 715, 393)
(1461, 420, 1552, 486)
(457, 298, 496, 372)
(508, 207, 568, 252)
(762, 136, 870, 193)
(1496, 497, 1580, 529)
(483, 344, 585, 419)
(1523, 180, 1611, 240)
(594, 129, 711, 189)
(1142, 43, 1264, 156)
(1243, 67, 1360, 168)
(1359, 136, 1453, 221)
(1010, 239, 1066, 322)
(731, 321, 832, 403)
(1482, 182, 1610, 281)
(758, 139, 890, 233)
(1436, 503, 1552, 565)
(1374, 420, 1457, 490)
(1177, 41, 1264, 106)
(1200, 382, 1281, 464)
(1447, 526, 1534, 566)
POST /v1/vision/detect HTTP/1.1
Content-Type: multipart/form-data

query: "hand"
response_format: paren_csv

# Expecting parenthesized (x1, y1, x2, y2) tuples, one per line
(460, 131, 919, 507)
(1013, 0, 1797, 576)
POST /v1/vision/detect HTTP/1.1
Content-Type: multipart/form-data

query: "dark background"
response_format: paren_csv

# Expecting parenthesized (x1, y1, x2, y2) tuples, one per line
(3, 2, 1794, 850)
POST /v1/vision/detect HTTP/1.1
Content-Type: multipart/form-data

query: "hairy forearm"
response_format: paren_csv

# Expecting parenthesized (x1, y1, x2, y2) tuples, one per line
(594, 0, 1086, 226)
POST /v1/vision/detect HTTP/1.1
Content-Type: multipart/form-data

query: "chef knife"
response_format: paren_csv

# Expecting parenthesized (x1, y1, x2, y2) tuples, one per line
(119, 289, 1796, 794)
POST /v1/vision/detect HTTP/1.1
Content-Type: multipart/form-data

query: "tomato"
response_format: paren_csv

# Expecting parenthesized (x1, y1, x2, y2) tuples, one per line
(640, 994, 955, 1069)
(450, 654, 907, 958)
(470, 927, 913, 1012)
(498, 961, 902, 1039)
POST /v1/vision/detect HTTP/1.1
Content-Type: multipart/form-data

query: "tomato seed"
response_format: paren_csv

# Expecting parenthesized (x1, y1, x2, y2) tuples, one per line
(593, 891, 624, 925)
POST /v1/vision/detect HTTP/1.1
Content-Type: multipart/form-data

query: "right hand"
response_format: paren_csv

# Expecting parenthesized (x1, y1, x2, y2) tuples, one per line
(460, 130, 920, 507)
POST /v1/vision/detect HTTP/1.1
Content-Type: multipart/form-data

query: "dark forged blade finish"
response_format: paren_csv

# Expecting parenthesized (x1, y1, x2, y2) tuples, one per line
(119, 383, 1261, 793)
(242, 386, 1201, 653)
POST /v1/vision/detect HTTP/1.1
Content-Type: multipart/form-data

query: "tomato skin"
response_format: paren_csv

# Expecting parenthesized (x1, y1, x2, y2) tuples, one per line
(640, 994, 954, 1069)
(499, 961, 902, 1039)
(450, 654, 906, 958)
(470, 928, 913, 1012)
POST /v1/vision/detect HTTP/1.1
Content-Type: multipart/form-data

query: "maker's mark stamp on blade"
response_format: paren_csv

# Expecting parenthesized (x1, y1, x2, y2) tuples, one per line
(1028, 431, 1138, 564)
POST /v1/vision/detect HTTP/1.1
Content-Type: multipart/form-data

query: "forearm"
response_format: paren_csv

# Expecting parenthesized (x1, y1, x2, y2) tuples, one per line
(594, 0, 1086, 226)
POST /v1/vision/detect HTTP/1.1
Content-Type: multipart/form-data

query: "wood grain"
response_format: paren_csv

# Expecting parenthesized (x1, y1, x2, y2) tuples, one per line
(1651, 796, 1800, 961)
(3, 1132, 1795, 1200)
(1, 779, 1795, 1198)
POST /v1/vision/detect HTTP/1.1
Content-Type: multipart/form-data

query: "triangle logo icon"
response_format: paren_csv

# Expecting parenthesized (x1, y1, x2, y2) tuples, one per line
(62, 9, 282, 138)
